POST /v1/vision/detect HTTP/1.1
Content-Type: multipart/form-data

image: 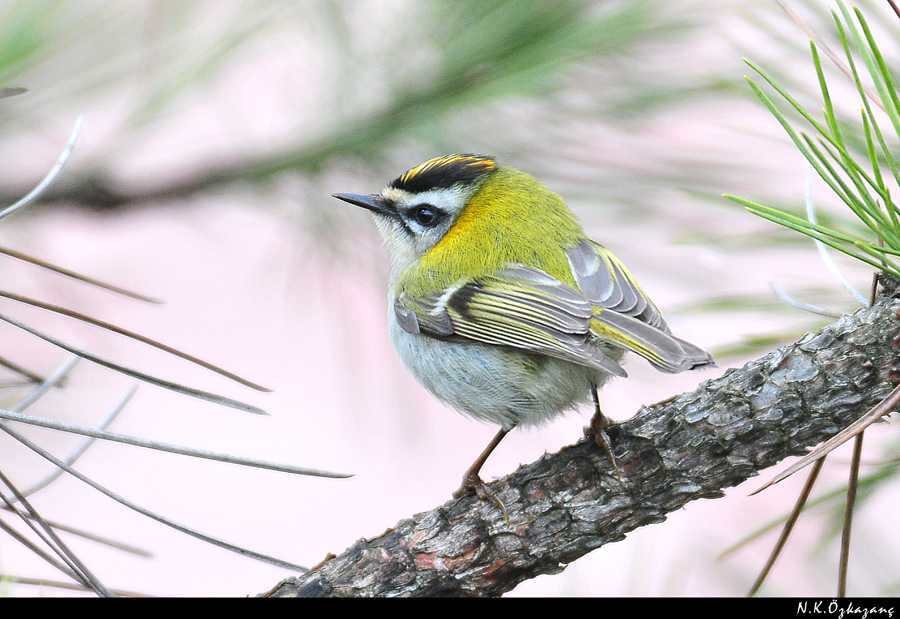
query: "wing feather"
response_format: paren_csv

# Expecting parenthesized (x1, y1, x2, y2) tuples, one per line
(396, 266, 626, 376)
(395, 251, 714, 376)
(566, 239, 668, 331)
(591, 308, 714, 373)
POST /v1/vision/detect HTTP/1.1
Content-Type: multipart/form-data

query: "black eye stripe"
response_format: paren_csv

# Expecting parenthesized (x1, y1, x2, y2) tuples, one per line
(415, 207, 436, 225)
(405, 204, 444, 228)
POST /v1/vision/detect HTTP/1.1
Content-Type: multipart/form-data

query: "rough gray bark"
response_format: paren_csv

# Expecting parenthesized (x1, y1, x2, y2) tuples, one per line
(265, 275, 900, 598)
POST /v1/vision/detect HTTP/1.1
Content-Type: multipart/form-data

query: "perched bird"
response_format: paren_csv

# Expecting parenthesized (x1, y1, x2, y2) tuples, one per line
(334, 154, 713, 499)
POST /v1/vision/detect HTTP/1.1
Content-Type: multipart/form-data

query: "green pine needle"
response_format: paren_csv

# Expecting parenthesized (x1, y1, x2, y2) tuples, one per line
(728, 1, 900, 281)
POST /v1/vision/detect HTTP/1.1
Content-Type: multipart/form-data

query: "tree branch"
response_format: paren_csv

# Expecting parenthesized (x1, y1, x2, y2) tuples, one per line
(265, 274, 900, 598)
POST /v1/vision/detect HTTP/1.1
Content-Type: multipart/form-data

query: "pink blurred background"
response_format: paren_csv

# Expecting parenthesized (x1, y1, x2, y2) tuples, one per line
(0, 0, 897, 597)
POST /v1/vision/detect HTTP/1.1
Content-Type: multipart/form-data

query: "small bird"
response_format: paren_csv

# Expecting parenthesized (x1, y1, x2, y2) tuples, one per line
(334, 154, 714, 500)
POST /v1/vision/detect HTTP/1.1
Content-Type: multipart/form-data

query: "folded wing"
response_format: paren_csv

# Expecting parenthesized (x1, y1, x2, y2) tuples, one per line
(566, 239, 715, 372)
(394, 244, 714, 376)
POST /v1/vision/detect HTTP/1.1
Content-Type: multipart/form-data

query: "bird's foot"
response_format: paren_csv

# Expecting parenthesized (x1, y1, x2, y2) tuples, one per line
(586, 411, 624, 483)
(454, 472, 510, 525)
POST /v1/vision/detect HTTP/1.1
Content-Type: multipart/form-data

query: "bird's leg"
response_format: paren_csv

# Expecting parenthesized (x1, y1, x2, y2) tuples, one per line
(454, 427, 509, 496)
(587, 384, 623, 482)
(454, 427, 511, 523)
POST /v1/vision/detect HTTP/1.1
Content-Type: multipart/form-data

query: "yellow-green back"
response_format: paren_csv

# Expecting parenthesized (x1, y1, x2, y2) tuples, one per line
(400, 166, 586, 297)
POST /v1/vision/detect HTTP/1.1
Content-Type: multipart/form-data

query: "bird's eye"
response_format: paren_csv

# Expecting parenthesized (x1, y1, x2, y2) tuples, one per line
(411, 205, 440, 227)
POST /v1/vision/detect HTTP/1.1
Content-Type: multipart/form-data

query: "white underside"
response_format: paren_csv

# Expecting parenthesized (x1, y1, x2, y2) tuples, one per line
(389, 308, 618, 430)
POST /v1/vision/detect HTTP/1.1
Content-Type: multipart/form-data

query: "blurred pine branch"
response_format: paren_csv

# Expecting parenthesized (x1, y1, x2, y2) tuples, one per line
(0, 0, 737, 209)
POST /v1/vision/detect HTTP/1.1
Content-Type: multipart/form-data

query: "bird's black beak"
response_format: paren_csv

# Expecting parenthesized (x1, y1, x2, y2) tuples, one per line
(332, 192, 395, 218)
